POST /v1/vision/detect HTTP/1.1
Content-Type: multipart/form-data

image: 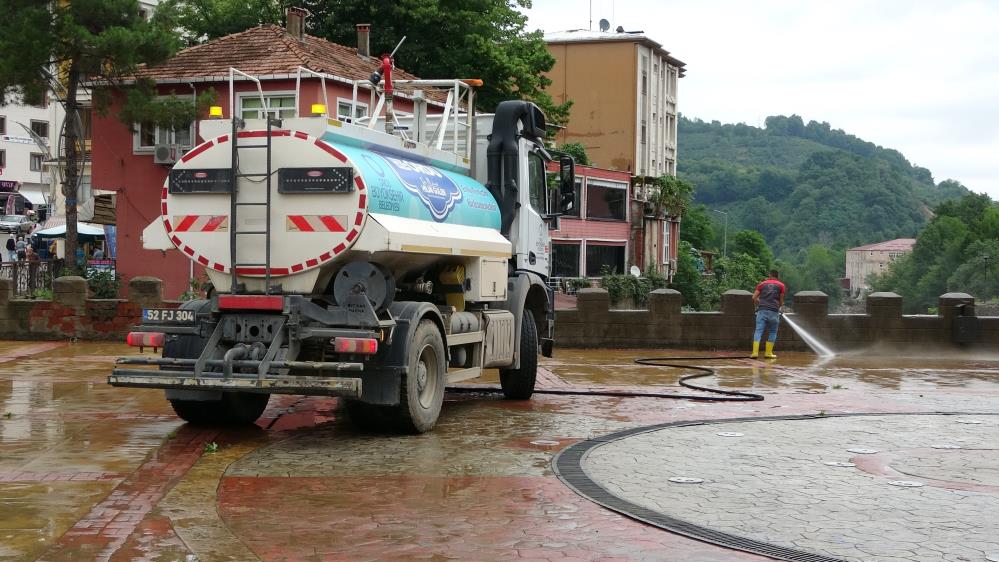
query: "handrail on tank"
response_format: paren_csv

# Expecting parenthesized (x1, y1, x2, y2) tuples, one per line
(228, 68, 267, 120)
(289, 68, 479, 162)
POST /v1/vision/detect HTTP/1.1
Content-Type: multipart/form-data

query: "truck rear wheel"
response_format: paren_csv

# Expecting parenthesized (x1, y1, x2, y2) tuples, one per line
(500, 312, 538, 400)
(394, 319, 446, 433)
(163, 300, 270, 426)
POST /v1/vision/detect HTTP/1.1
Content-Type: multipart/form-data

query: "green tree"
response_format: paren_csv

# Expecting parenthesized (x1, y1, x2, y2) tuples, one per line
(175, 0, 288, 42)
(0, 0, 181, 268)
(679, 205, 715, 250)
(179, 0, 572, 128)
(947, 239, 999, 302)
(559, 142, 590, 166)
(731, 230, 774, 269)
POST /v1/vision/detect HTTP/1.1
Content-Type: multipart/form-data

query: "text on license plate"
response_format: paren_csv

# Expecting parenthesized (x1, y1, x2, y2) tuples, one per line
(142, 308, 196, 324)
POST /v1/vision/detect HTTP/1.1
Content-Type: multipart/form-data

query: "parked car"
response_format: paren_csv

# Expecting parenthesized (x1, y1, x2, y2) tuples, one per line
(0, 215, 33, 235)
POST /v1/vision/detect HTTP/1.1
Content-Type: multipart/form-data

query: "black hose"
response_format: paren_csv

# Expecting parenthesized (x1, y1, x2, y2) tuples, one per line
(447, 355, 764, 402)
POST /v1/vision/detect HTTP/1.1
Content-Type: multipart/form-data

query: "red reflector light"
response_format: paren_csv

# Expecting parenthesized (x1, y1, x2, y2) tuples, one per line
(127, 332, 164, 348)
(332, 337, 378, 355)
(217, 295, 284, 311)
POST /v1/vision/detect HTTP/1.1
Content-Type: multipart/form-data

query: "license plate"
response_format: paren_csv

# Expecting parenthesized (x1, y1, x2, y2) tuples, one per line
(142, 308, 196, 324)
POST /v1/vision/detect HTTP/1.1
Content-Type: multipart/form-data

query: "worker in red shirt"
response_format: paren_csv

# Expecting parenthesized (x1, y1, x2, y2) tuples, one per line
(751, 269, 786, 359)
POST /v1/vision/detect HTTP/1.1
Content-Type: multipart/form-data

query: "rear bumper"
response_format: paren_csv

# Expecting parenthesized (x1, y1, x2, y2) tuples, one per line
(109, 368, 362, 397)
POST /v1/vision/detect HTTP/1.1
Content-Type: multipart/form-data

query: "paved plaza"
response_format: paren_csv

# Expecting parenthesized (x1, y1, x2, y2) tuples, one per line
(1, 342, 998, 561)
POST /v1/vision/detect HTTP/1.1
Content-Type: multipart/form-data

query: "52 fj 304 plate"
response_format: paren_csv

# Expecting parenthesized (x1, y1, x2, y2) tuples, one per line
(142, 308, 196, 324)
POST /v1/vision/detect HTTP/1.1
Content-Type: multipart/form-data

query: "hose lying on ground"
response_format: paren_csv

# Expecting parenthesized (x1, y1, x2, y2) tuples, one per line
(447, 355, 765, 402)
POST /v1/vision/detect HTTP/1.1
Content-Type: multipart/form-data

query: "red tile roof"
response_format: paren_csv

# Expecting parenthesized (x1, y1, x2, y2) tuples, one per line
(849, 238, 917, 252)
(133, 25, 423, 85)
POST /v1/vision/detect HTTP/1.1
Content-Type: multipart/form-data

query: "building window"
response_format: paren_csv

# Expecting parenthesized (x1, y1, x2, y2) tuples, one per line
(29, 153, 44, 172)
(30, 120, 49, 139)
(241, 95, 296, 120)
(585, 180, 627, 221)
(552, 242, 581, 277)
(641, 122, 647, 145)
(527, 152, 547, 213)
(585, 244, 626, 277)
(663, 225, 671, 264)
(336, 100, 368, 121)
(0, 115, 5, 135)
(136, 121, 193, 150)
(0, 150, 5, 168)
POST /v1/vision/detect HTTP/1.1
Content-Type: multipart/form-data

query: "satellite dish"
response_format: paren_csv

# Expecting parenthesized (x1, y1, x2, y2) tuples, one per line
(630, 265, 641, 277)
(599, 18, 610, 32)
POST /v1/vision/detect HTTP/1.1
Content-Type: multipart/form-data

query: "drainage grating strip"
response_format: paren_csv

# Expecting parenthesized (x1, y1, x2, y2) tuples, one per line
(552, 411, 999, 562)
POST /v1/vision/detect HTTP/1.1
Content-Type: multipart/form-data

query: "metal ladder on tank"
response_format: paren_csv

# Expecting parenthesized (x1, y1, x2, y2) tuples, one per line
(227, 68, 276, 295)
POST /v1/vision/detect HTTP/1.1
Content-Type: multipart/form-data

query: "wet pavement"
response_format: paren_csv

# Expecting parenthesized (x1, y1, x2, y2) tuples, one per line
(0, 342, 998, 561)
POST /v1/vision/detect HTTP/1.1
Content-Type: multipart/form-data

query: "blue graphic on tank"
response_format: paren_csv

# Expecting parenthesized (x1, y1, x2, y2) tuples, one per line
(376, 153, 463, 221)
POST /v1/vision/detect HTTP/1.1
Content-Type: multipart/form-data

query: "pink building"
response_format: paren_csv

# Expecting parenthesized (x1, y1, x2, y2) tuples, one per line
(91, 21, 435, 298)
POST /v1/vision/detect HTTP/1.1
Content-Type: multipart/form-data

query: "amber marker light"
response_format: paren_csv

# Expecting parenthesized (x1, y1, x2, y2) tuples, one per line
(311, 103, 327, 116)
(208, 105, 223, 118)
(462, 79, 484, 87)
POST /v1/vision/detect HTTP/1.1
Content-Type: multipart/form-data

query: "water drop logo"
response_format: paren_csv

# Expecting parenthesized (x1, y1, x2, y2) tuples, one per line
(377, 153, 462, 221)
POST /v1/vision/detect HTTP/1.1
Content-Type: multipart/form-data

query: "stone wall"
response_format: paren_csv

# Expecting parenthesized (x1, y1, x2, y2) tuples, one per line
(557, 288, 998, 351)
(0, 276, 179, 341)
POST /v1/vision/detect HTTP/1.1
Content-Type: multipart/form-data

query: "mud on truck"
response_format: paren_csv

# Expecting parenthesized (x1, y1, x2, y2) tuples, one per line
(109, 62, 575, 433)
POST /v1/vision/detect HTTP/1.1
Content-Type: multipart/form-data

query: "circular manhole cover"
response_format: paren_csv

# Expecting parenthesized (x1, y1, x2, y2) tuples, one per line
(847, 448, 879, 454)
(668, 477, 704, 484)
(823, 461, 856, 467)
(888, 480, 924, 487)
(716, 432, 744, 437)
(530, 440, 561, 446)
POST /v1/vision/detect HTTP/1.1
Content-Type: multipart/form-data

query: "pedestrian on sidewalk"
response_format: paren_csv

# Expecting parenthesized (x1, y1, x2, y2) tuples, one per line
(15, 237, 26, 261)
(750, 269, 786, 359)
(5, 236, 14, 262)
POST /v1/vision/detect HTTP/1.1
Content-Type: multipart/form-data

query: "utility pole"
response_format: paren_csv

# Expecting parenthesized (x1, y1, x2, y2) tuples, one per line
(712, 209, 728, 257)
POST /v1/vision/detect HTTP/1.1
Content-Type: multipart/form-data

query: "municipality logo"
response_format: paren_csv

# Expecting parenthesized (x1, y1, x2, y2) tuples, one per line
(378, 154, 462, 221)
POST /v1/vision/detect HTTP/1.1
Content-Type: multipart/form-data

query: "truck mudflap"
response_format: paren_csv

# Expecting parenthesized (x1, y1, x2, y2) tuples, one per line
(110, 358, 365, 397)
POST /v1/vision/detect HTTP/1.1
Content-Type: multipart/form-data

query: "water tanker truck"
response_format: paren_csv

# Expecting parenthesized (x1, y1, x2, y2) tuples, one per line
(109, 66, 575, 433)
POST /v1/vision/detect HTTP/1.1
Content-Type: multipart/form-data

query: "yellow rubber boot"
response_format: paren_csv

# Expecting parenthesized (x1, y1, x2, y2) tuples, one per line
(750, 341, 760, 358)
(765, 342, 777, 359)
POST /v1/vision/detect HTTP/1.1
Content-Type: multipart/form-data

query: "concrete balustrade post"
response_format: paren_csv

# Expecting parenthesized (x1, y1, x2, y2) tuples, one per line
(0, 278, 12, 307)
(53, 276, 88, 308)
(866, 292, 903, 319)
(576, 288, 610, 317)
(129, 277, 164, 309)
(938, 292, 975, 321)
(792, 291, 828, 318)
(721, 289, 754, 316)
(648, 288, 682, 318)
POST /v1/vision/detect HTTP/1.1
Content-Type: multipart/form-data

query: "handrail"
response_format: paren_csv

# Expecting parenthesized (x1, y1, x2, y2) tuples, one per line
(228, 68, 266, 120)
(294, 67, 330, 118)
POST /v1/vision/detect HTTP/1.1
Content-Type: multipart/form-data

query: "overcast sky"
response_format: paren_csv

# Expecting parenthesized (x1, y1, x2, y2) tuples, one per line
(524, 0, 999, 200)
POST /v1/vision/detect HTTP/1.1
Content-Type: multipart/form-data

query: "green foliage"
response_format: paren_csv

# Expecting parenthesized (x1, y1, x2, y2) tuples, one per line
(679, 205, 716, 251)
(713, 253, 766, 294)
(180, 273, 212, 301)
(566, 277, 592, 292)
(598, 266, 669, 307)
(669, 241, 711, 310)
(731, 230, 773, 269)
(33, 288, 54, 300)
(118, 79, 218, 133)
(174, 0, 287, 42)
(560, 142, 590, 166)
(872, 194, 999, 312)
(637, 174, 694, 218)
(86, 270, 122, 299)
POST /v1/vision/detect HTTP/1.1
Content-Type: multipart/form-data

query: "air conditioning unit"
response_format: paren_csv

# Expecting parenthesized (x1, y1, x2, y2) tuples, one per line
(153, 144, 180, 165)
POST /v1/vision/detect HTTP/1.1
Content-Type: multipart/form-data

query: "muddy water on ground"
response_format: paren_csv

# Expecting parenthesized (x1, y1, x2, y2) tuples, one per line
(0, 341, 997, 560)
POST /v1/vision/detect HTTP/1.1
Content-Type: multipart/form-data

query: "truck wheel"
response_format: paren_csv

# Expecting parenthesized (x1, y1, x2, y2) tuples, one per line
(163, 300, 270, 426)
(394, 319, 446, 433)
(170, 393, 270, 426)
(500, 312, 538, 400)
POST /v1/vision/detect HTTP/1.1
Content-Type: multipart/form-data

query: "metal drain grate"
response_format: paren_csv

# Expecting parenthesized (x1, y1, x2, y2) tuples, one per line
(552, 411, 999, 562)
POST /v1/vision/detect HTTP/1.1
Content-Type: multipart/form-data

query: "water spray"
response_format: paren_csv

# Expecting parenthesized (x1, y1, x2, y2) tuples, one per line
(781, 312, 835, 357)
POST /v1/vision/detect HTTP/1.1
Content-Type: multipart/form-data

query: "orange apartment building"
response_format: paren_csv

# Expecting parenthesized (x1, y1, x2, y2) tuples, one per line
(544, 28, 685, 277)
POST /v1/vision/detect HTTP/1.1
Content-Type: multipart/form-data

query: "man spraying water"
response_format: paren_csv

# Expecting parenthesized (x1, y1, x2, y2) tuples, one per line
(751, 269, 786, 359)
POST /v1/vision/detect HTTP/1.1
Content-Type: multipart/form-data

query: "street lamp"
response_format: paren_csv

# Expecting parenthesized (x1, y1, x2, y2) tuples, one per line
(712, 209, 728, 257)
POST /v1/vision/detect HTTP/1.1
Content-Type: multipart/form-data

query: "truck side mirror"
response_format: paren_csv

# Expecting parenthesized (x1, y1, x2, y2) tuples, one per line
(559, 155, 575, 213)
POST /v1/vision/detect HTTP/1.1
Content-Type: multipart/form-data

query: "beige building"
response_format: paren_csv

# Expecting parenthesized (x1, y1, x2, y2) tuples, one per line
(846, 238, 916, 295)
(543, 29, 685, 177)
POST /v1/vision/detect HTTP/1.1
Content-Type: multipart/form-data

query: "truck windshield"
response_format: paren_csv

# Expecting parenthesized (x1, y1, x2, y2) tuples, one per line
(528, 152, 546, 213)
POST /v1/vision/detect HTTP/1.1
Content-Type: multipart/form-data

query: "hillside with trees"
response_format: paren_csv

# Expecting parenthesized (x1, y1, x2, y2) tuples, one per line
(678, 115, 969, 258)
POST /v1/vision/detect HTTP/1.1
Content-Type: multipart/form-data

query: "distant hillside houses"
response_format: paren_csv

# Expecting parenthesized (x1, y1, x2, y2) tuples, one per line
(845, 238, 916, 296)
